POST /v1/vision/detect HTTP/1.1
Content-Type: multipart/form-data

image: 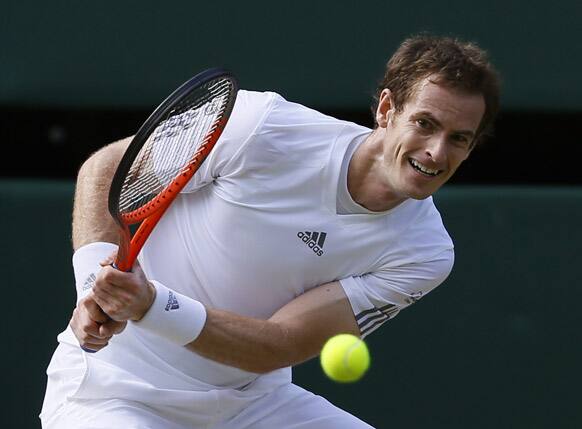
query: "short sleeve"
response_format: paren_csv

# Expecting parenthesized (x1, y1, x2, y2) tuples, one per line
(339, 248, 454, 338)
(180, 90, 280, 193)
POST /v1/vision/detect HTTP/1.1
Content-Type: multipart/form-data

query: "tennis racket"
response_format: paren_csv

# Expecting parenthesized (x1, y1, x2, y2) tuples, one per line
(109, 68, 238, 271)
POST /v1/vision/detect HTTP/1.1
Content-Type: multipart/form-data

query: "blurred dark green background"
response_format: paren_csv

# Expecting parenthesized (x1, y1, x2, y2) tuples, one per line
(1, 0, 581, 428)
(3, 0, 582, 184)
(2, 0, 582, 110)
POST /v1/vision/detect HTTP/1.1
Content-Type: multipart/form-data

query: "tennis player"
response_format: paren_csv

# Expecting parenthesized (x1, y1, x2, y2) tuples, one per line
(41, 35, 500, 428)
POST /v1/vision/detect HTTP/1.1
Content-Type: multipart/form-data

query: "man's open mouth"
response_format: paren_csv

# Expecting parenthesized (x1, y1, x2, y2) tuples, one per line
(409, 158, 442, 177)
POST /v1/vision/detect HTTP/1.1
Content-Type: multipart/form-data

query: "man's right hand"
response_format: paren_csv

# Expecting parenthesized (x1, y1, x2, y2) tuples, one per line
(70, 295, 127, 352)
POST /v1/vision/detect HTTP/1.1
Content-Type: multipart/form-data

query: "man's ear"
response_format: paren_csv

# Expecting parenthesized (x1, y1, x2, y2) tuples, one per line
(376, 88, 395, 128)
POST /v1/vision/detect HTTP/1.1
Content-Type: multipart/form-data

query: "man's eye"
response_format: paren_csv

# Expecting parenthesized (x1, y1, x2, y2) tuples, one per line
(416, 119, 431, 129)
(451, 134, 469, 145)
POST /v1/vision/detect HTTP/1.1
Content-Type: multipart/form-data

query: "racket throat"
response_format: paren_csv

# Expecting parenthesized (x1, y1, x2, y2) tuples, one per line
(115, 225, 133, 272)
(115, 208, 167, 272)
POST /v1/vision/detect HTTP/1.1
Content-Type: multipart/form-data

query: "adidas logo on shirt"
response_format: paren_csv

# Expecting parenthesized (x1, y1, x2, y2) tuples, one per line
(297, 231, 327, 256)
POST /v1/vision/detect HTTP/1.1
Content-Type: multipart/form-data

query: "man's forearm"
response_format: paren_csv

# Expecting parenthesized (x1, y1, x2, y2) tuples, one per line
(184, 281, 359, 374)
(186, 309, 299, 374)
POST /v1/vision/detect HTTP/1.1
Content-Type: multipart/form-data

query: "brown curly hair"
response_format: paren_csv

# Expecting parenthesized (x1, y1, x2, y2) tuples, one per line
(373, 34, 501, 145)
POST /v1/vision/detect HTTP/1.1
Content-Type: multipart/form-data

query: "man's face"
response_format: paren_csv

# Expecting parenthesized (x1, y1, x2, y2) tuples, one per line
(376, 78, 485, 201)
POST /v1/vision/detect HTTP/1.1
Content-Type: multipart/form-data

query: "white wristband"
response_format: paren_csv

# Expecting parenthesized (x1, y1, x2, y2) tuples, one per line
(72, 242, 119, 303)
(133, 280, 207, 346)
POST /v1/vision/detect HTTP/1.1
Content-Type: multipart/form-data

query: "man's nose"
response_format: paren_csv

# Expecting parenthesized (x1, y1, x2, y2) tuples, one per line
(425, 135, 447, 164)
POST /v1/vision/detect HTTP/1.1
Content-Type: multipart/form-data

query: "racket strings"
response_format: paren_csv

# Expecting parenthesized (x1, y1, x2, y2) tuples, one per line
(118, 78, 234, 215)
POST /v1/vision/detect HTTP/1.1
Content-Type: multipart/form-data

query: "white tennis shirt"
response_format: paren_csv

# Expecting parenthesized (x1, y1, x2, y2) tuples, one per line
(52, 90, 454, 408)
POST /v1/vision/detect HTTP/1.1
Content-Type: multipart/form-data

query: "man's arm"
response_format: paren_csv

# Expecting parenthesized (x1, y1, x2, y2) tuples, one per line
(69, 138, 132, 351)
(72, 137, 131, 249)
(189, 280, 359, 373)
(92, 262, 359, 373)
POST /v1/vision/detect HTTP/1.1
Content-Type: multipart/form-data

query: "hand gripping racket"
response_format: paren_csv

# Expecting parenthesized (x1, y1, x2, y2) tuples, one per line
(109, 68, 238, 272)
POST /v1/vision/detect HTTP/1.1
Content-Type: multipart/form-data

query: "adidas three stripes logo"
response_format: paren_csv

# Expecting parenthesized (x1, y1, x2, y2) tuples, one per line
(356, 304, 399, 336)
(297, 231, 327, 256)
(165, 291, 180, 311)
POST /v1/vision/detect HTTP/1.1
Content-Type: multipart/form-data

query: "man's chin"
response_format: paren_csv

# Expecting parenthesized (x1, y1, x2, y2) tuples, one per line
(405, 184, 443, 200)
(402, 170, 450, 200)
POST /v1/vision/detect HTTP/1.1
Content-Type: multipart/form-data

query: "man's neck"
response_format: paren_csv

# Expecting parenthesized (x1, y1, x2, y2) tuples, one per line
(346, 130, 407, 212)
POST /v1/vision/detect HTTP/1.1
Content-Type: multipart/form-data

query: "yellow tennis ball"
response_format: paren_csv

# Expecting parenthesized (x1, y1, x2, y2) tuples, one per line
(320, 334, 370, 383)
